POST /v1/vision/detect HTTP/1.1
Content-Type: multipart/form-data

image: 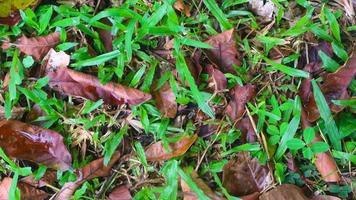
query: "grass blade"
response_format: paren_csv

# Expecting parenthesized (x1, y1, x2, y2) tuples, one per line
(203, 0, 232, 30)
(263, 57, 310, 78)
(72, 50, 119, 68)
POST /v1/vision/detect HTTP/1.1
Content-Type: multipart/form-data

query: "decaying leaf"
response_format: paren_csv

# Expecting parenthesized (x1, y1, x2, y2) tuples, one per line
(300, 50, 356, 122)
(301, 110, 341, 182)
(0, 106, 25, 120)
(298, 41, 333, 71)
(0, 177, 48, 200)
(311, 195, 341, 200)
(108, 185, 132, 200)
(226, 84, 256, 121)
(21, 170, 57, 188)
(1, 32, 60, 61)
(181, 170, 224, 200)
(205, 29, 242, 74)
(55, 152, 121, 199)
(249, 0, 277, 22)
(97, 18, 113, 52)
(206, 65, 227, 92)
(259, 184, 308, 200)
(0, 120, 72, 170)
(44, 49, 152, 106)
(237, 116, 257, 143)
(222, 152, 273, 197)
(145, 134, 197, 161)
(153, 81, 177, 118)
(173, 0, 190, 17)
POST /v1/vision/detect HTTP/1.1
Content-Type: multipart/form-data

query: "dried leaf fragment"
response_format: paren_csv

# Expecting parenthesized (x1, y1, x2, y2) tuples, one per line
(206, 65, 227, 92)
(205, 29, 242, 74)
(153, 81, 177, 118)
(174, 0, 191, 16)
(0, 177, 48, 200)
(1, 32, 60, 61)
(259, 184, 308, 200)
(145, 135, 198, 161)
(0, 120, 72, 170)
(226, 84, 256, 121)
(108, 185, 132, 200)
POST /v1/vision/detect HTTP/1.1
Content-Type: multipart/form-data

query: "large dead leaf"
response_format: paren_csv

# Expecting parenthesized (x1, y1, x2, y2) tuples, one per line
(108, 185, 132, 200)
(55, 152, 121, 199)
(0, 120, 72, 170)
(153, 81, 177, 118)
(206, 65, 227, 92)
(205, 29, 242, 74)
(300, 50, 356, 122)
(173, 0, 191, 17)
(301, 110, 341, 182)
(222, 152, 273, 197)
(0, 177, 48, 200)
(44, 49, 152, 106)
(145, 134, 197, 161)
(226, 84, 256, 121)
(259, 184, 308, 200)
(1, 32, 60, 61)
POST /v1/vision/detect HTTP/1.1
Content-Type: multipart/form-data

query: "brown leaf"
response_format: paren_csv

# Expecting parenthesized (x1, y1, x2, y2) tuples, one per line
(21, 170, 57, 188)
(0, 106, 25, 120)
(1, 32, 60, 61)
(0, 120, 72, 170)
(311, 195, 341, 200)
(205, 29, 242, 74)
(226, 84, 256, 121)
(198, 124, 218, 138)
(108, 185, 132, 200)
(206, 65, 227, 92)
(153, 81, 177, 118)
(240, 192, 260, 200)
(300, 50, 356, 122)
(145, 134, 197, 161)
(0, 177, 48, 200)
(55, 152, 121, 199)
(222, 152, 273, 196)
(237, 116, 257, 143)
(181, 170, 224, 200)
(173, 0, 191, 16)
(0, 13, 21, 26)
(298, 41, 333, 71)
(0, 0, 40, 26)
(97, 18, 113, 52)
(44, 49, 151, 106)
(259, 184, 308, 200)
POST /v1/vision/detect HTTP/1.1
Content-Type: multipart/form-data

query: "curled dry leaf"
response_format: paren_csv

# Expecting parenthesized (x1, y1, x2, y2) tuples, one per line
(226, 84, 256, 121)
(301, 110, 341, 182)
(1, 32, 60, 61)
(181, 170, 224, 200)
(222, 152, 273, 197)
(0, 177, 48, 200)
(55, 152, 121, 199)
(206, 65, 227, 92)
(44, 49, 151, 106)
(259, 184, 308, 200)
(249, 0, 277, 22)
(153, 81, 177, 118)
(205, 29, 242, 74)
(108, 185, 132, 200)
(0, 120, 72, 170)
(173, 0, 191, 17)
(145, 134, 198, 161)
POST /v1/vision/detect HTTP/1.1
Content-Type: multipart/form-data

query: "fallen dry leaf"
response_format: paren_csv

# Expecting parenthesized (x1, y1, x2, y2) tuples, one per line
(153, 81, 177, 118)
(44, 49, 151, 106)
(0, 106, 25, 120)
(0, 177, 48, 200)
(173, 0, 191, 16)
(55, 152, 121, 199)
(108, 185, 132, 200)
(1, 32, 60, 61)
(311, 195, 341, 200)
(259, 184, 308, 200)
(298, 41, 333, 72)
(237, 116, 257, 143)
(97, 18, 113, 52)
(226, 84, 256, 121)
(249, 0, 277, 22)
(21, 170, 57, 188)
(301, 109, 341, 182)
(205, 29, 242, 74)
(222, 152, 273, 197)
(0, 120, 72, 170)
(206, 65, 227, 92)
(145, 134, 197, 161)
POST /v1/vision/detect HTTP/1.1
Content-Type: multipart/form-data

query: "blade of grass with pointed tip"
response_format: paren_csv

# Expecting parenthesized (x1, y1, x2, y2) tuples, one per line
(72, 50, 119, 68)
(311, 79, 341, 150)
(324, 7, 341, 42)
(178, 168, 210, 200)
(263, 57, 310, 78)
(203, 0, 232, 30)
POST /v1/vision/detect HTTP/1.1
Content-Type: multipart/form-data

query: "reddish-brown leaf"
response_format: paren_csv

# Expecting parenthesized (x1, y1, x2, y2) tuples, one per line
(237, 116, 257, 143)
(0, 106, 25, 120)
(205, 29, 242, 74)
(0, 120, 72, 170)
(44, 49, 151, 106)
(311, 195, 341, 200)
(206, 65, 227, 92)
(259, 184, 308, 200)
(1, 32, 60, 61)
(0, 13, 21, 26)
(55, 152, 121, 199)
(226, 84, 256, 121)
(222, 152, 273, 197)
(97, 18, 113, 52)
(153, 81, 177, 118)
(0, 177, 48, 200)
(145, 134, 197, 161)
(173, 0, 191, 16)
(108, 185, 132, 200)
(21, 170, 57, 188)
(181, 171, 224, 200)
(298, 41, 333, 71)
